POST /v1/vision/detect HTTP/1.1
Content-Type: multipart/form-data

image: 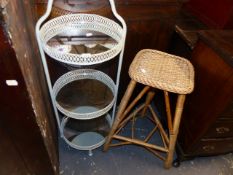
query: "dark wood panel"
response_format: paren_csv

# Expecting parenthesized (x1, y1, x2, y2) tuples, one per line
(174, 30, 233, 159)
(35, 0, 182, 19)
(0, 0, 58, 174)
(204, 120, 233, 138)
(0, 23, 56, 175)
(198, 31, 233, 67)
(184, 0, 233, 29)
(219, 100, 233, 119)
(0, 123, 29, 175)
(167, 19, 233, 159)
(194, 137, 233, 156)
(179, 41, 233, 153)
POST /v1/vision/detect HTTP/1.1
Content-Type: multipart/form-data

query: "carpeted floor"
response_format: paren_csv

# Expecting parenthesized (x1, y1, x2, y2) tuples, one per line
(59, 138, 233, 175)
(59, 114, 233, 175)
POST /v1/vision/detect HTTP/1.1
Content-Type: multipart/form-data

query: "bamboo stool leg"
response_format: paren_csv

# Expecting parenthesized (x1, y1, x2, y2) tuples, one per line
(164, 91, 173, 134)
(141, 90, 155, 116)
(164, 94, 186, 169)
(104, 80, 137, 151)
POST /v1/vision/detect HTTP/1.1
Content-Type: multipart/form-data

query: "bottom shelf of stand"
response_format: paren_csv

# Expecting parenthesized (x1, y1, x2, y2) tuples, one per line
(61, 113, 111, 151)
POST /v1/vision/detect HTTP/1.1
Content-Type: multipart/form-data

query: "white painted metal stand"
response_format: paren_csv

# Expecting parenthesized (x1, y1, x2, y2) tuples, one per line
(35, 0, 126, 154)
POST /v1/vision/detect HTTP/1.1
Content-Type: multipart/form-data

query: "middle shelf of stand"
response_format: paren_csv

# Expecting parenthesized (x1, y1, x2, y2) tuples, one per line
(53, 69, 116, 120)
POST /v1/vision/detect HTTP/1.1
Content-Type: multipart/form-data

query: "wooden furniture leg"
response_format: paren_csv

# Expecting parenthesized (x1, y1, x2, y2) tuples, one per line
(104, 80, 137, 151)
(141, 90, 155, 116)
(164, 94, 186, 168)
(164, 91, 173, 134)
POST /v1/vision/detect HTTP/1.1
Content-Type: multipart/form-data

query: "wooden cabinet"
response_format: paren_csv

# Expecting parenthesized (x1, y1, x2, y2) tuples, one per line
(175, 31, 233, 160)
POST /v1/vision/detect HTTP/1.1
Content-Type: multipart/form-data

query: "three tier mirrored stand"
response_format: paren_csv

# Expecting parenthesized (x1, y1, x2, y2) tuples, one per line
(35, 0, 126, 156)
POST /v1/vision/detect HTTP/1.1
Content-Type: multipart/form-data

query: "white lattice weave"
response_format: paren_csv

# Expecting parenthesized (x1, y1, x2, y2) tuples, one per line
(129, 49, 194, 94)
(39, 14, 125, 66)
(53, 69, 116, 119)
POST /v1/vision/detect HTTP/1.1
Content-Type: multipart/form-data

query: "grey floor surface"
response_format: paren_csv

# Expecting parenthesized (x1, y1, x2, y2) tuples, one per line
(59, 138, 233, 175)
(59, 109, 233, 175)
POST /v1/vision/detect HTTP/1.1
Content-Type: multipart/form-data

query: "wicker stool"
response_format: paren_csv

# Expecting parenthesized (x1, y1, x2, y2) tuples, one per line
(104, 49, 194, 169)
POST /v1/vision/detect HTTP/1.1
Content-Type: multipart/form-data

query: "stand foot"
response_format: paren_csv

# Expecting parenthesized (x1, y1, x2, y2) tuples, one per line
(88, 150, 93, 156)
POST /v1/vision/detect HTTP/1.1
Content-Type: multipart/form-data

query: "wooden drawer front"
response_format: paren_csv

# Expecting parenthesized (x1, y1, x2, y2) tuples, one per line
(219, 100, 233, 119)
(204, 120, 233, 138)
(195, 138, 233, 155)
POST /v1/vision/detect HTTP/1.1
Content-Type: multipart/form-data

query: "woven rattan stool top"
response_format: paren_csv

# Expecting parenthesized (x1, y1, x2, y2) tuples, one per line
(129, 49, 194, 94)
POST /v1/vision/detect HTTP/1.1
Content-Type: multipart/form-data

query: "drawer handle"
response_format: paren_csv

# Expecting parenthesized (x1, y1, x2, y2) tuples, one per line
(216, 127, 230, 134)
(202, 145, 215, 151)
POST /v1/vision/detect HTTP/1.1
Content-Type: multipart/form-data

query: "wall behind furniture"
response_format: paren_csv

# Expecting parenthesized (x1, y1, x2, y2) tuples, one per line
(184, 0, 233, 29)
